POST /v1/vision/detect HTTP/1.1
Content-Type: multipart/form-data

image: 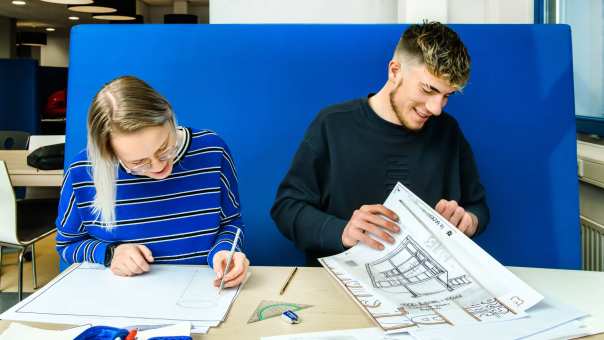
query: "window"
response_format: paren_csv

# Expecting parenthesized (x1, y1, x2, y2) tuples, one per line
(537, 0, 604, 135)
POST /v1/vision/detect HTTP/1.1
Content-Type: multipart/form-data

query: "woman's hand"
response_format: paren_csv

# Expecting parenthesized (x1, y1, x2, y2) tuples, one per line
(212, 251, 249, 288)
(110, 244, 154, 276)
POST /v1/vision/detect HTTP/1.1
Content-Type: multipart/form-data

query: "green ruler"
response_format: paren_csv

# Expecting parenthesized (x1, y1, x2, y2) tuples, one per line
(247, 300, 312, 323)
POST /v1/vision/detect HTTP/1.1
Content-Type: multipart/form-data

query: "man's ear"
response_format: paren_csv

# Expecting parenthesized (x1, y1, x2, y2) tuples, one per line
(388, 60, 402, 84)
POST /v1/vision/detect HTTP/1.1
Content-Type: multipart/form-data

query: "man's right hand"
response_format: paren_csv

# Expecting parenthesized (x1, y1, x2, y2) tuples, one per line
(341, 204, 400, 250)
(110, 244, 154, 277)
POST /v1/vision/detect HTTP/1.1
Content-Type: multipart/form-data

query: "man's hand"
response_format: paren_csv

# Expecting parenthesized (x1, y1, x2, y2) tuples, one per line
(110, 244, 154, 277)
(213, 251, 249, 288)
(342, 204, 400, 250)
(435, 199, 478, 237)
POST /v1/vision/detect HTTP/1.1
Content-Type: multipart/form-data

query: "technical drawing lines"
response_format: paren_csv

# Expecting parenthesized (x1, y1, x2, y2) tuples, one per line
(366, 236, 454, 297)
(464, 298, 513, 320)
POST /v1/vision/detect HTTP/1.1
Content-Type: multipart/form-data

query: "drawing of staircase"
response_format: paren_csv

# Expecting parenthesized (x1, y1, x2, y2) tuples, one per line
(448, 275, 472, 289)
(366, 236, 458, 297)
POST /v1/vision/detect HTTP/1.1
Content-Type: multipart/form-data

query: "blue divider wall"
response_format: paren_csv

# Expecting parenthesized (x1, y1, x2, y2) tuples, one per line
(0, 59, 39, 133)
(64, 24, 579, 269)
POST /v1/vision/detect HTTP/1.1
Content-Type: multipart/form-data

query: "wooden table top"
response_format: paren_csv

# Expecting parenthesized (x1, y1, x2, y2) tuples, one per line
(0, 150, 63, 187)
(0, 266, 602, 339)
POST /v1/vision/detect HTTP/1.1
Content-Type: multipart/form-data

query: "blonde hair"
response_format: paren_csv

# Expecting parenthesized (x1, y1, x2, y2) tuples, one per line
(393, 21, 471, 89)
(87, 76, 175, 228)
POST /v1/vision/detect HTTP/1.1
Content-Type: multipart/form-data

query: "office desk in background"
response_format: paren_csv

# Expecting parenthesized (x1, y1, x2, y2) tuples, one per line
(0, 266, 602, 339)
(0, 150, 63, 187)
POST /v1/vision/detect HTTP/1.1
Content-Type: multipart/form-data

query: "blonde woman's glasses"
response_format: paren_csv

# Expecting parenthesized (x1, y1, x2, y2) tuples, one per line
(121, 131, 181, 175)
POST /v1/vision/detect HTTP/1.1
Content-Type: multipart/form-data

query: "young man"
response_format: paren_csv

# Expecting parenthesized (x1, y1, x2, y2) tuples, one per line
(271, 22, 490, 265)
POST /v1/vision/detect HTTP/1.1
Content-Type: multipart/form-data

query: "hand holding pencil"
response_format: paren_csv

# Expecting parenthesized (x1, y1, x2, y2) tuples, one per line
(212, 232, 249, 290)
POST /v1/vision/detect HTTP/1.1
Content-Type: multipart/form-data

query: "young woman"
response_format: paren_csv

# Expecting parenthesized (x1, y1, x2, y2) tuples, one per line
(56, 76, 248, 288)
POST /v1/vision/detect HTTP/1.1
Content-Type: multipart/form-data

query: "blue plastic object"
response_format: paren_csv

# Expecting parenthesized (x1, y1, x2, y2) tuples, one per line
(74, 326, 129, 340)
(73, 325, 192, 340)
(63, 24, 579, 269)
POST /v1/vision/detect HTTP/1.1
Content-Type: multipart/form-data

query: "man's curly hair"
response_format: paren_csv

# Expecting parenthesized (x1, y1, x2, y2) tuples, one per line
(393, 21, 471, 89)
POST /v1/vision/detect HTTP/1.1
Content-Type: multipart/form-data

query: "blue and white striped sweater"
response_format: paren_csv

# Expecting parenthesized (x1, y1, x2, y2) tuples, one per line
(55, 127, 244, 267)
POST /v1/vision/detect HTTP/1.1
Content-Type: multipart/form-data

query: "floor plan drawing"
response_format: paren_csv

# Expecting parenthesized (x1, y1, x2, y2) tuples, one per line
(463, 297, 514, 320)
(319, 182, 543, 333)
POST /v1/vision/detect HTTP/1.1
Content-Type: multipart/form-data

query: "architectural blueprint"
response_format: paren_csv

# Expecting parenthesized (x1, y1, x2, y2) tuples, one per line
(319, 182, 543, 333)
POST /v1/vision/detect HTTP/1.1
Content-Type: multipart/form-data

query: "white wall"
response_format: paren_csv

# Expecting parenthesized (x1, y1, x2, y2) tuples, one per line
(399, 0, 447, 23)
(210, 0, 533, 24)
(40, 32, 69, 67)
(210, 0, 398, 23)
(446, 0, 533, 23)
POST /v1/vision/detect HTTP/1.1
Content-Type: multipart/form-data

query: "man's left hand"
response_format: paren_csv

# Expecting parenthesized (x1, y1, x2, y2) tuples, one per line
(435, 199, 478, 237)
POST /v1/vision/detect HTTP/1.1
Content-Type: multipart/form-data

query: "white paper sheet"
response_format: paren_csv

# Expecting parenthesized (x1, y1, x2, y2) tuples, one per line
(526, 320, 593, 340)
(0, 323, 90, 340)
(0, 263, 240, 332)
(407, 298, 587, 340)
(260, 327, 414, 340)
(190, 326, 211, 334)
(319, 182, 543, 332)
(136, 322, 191, 339)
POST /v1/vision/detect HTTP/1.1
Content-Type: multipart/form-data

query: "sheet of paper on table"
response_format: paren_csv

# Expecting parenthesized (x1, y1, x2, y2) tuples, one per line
(261, 327, 414, 340)
(407, 297, 590, 340)
(0, 323, 90, 340)
(0, 263, 242, 334)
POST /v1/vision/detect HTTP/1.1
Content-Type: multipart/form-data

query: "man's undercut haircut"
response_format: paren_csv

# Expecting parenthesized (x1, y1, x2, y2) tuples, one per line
(394, 21, 471, 89)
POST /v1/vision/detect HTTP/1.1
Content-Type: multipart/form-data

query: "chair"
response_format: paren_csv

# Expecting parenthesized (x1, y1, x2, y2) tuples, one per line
(0, 160, 57, 300)
(0, 131, 30, 150)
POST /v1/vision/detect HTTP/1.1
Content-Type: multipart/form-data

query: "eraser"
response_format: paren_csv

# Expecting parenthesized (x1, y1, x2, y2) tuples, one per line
(281, 310, 300, 324)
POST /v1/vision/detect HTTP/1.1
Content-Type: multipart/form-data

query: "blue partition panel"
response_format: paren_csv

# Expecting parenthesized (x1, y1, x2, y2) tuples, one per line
(64, 24, 579, 269)
(0, 59, 39, 133)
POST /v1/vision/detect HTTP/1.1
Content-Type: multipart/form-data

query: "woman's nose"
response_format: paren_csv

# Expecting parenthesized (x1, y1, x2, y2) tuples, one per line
(150, 157, 167, 172)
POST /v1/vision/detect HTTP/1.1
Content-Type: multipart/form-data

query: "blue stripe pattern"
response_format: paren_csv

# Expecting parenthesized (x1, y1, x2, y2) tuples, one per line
(55, 127, 244, 267)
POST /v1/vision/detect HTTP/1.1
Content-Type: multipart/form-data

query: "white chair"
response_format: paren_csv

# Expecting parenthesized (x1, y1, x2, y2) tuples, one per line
(0, 160, 57, 300)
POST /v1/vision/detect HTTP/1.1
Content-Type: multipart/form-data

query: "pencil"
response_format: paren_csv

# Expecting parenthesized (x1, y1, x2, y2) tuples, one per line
(218, 229, 241, 295)
(279, 267, 298, 295)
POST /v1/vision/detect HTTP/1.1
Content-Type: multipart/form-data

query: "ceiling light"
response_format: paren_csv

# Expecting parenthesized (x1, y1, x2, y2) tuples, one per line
(68, 16, 80, 21)
(12, 1, 27, 5)
(110, 14, 144, 24)
(46, 27, 56, 32)
(40, 0, 92, 4)
(93, 14, 136, 21)
(68, 0, 119, 13)
(68, 5, 116, 13)
(92, 0, 136, 21)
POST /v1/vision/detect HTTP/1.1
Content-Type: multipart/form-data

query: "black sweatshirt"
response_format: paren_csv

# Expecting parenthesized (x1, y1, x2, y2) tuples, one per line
(271, 97, 490, 265)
